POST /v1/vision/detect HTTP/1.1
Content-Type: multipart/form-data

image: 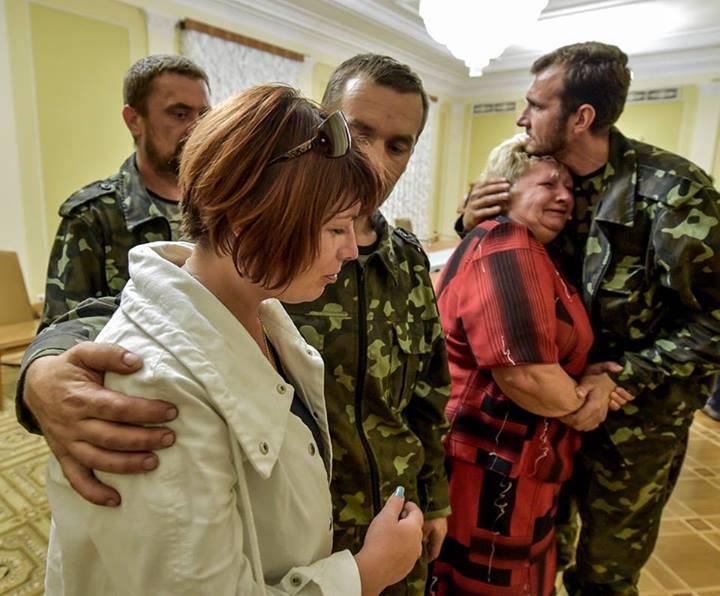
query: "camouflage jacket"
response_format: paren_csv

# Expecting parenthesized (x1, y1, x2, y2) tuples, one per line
(285, 213, 451, 528)
(555, 128, 720, 458)
(41, 154, 180, 329)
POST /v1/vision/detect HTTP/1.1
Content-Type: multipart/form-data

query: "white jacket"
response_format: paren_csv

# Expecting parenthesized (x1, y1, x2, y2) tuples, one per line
(45, 241, 361, 596)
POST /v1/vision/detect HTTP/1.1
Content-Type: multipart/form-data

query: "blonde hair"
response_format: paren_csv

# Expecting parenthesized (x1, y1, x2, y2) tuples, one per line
(480, 133, 555, 185)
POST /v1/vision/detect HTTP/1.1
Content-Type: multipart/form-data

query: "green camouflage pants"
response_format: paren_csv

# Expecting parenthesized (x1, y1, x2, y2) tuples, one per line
(562, 424, 690, 596)
(555, 466, 581, 570)
(333, 525, 428, 595)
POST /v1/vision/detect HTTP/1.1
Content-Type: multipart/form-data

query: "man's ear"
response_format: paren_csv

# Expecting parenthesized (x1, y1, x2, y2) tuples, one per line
(122, 104, 142, 139)
(571, 103, 596, 134)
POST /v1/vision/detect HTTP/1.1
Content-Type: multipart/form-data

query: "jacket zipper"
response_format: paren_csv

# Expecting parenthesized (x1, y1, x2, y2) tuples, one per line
(588, 222, 614, 314)
(354, 264, 382, 516)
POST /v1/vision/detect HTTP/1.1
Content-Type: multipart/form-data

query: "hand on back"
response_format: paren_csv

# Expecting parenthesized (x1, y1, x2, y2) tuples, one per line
(24, 342, 178, 506)
(461, 177, 511, 232)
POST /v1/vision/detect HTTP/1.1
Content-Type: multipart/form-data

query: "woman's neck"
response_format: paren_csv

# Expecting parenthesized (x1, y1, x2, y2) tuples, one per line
(183, 246, 272, 356)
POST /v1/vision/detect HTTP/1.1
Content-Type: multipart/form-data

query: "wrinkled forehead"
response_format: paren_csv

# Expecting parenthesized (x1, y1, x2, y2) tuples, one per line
(339, 77, 423, 140)
(529, 156, 571, 179)
(147, 73, 210, 106)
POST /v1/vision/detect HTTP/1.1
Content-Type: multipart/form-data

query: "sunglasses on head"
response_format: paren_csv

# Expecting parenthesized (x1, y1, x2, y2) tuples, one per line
(268, 110, 352, 166)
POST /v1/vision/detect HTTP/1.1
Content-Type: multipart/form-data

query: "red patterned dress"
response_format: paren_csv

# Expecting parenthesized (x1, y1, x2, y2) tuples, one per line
(431, 217, 594, 595)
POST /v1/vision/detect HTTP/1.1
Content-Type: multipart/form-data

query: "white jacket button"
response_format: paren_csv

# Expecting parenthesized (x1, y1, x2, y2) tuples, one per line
(290, 574, 302, 587)
(276, 384, 286, 395)
(308, 443, 316, 456)
(259, 442, 269, 455)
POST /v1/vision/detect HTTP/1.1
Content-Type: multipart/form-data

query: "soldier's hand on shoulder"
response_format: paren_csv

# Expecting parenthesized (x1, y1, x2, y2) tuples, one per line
(24, 342, 178, 506)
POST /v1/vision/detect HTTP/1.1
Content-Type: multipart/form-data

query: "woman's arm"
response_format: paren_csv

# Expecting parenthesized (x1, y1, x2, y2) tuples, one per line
(492, 363, 584, 417)
(46, 352, 362, 596)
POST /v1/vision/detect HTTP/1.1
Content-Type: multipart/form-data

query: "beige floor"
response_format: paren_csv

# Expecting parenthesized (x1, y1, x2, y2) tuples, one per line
(0, 365, 49, 595)
(1, 363, 719, 595)
(637, 410, 720, 596)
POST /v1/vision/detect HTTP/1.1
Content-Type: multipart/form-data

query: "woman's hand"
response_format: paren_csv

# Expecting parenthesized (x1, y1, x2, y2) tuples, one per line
(354, 487, 424, 596)
(583, 361, 636, 411)
(561, 370, 615, 431)
(608, 386, 635, 411)
(560, 379, 610, 431)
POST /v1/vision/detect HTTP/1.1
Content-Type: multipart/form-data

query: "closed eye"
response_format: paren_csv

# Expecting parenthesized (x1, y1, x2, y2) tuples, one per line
(388, 141, 412, 156)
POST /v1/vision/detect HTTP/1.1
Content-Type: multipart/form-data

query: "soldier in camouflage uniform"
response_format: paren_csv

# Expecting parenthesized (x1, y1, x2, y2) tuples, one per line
(40, 54, 209, 329)
(286, 212, 451, 595)
(460, 42, 720, 595)
(42, 156, 181, 328)
(284, 56, 451, 595)
(20, 55, 450, 594)
(557, 126, 720, 595)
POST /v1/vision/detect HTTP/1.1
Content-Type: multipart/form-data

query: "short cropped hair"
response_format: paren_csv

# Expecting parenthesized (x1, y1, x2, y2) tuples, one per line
(481, 134, 558, 185)
(123, 54, 209, 114)
(322, 53, 429, 137)
(531, 42, 631, 133)
(180, 84, 383, 290)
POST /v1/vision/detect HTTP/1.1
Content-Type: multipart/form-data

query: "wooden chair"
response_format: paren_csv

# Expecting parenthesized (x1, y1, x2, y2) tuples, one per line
(0, 251, 39, 408)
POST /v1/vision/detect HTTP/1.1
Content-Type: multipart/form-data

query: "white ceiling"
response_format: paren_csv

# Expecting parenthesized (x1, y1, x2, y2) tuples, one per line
(180, 0, 720, 97)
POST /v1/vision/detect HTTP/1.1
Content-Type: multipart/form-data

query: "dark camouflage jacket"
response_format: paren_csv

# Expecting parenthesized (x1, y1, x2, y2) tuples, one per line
(285, 213, 451, 528)
(556, 128, 720, 459)
(41, 154, 179, 329)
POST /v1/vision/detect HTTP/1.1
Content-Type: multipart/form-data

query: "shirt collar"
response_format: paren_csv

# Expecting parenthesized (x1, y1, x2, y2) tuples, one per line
(582, 127, 637, 227)
(364, 211, 401, 280)
(118, 154, 173, 232)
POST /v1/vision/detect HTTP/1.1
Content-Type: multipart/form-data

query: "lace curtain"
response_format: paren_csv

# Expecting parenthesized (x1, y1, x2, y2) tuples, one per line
(181, 27, 437, 239)
(180, 29, 302, 104)
(380, 100, 438, 241)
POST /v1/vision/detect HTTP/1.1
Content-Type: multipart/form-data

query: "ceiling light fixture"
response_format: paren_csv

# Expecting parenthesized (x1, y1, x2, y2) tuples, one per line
(419, 0, 549, 76)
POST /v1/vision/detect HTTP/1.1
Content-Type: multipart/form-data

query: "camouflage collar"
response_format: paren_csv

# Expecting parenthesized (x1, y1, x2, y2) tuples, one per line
(582, 128, 637, 228)
(118, 154, 175, 232)
(366, 211, 401, 280)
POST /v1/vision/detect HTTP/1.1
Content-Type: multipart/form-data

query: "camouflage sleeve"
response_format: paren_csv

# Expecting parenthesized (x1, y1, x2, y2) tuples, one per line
(16, 295, 120, 434)
(405, 298, 452, 519)
(614, 187, 720, 393)
(41, 211, 106, 328)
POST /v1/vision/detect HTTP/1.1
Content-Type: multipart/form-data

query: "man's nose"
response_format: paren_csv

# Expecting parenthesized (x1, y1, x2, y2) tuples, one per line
(362, 140, 383, 166)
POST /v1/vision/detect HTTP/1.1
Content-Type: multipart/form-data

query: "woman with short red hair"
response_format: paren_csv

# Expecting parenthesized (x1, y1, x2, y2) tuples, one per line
(45, 85, 423, 596)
